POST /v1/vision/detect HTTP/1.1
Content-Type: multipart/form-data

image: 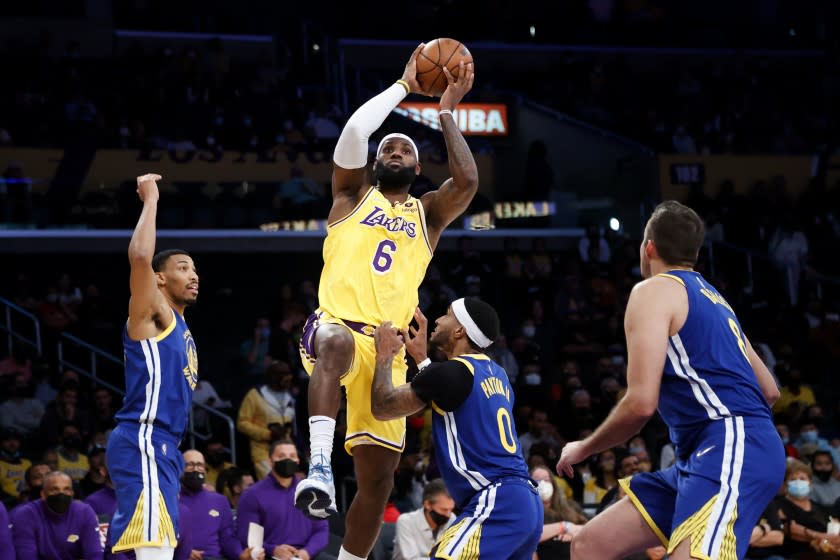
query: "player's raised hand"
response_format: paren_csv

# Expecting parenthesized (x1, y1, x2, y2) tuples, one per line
(440, 60, 475, 112)
(374, 321, 404, 360)
(136, 173, 161, 202)
(402, 307, 429, 363)
(400, 43, 431, 96)
(556, 440, 590, 478)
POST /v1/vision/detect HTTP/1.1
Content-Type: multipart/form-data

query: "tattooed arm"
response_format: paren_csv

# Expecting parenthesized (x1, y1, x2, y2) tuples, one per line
(421, 62, 478, 250)
(372, 322, 426, 421)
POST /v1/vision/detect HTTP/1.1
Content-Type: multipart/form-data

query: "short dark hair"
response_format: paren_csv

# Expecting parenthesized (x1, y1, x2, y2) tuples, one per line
(422, 478, 450, 503)
(813, 450, 834, 465)
(268, 439, 297, 457)
(216, 467, 248, 493)
(462, 297, 500, 350)
(152, 249, 191, 272)
(645, 201, 705, 266)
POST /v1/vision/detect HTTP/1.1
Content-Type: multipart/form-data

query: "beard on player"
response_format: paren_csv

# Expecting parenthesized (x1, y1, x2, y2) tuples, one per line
(374, 160, 417, 192)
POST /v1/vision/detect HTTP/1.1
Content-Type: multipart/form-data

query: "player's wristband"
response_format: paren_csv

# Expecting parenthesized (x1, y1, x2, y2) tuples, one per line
(439, 109, 453, 117)
(417, 358, 432, 370)
(396, 79, 410, 94)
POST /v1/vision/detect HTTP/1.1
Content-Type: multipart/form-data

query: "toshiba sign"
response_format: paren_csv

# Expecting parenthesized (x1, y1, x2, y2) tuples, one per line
(394, 103, 509, 136)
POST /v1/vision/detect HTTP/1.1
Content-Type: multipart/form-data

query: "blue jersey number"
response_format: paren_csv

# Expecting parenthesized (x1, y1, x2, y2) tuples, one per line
(372, 240, 397, 273)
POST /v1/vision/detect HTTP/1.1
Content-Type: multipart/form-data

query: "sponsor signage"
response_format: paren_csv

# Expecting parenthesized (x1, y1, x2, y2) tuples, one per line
(394, 103, 509, 136)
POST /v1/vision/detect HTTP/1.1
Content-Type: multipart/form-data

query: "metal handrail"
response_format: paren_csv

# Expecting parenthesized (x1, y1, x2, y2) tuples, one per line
(57, 332, 237, 461)
(0, 295, 42, 355)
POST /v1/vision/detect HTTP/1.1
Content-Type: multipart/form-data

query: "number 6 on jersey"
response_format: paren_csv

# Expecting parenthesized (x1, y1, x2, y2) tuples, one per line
(372, 240, 397, 274)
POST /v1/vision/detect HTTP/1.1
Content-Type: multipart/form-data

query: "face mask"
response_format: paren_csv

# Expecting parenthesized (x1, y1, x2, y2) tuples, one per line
(63, 436, 82, 450)
(522, 326, 536, 338)
(182, 471, 205, 492)
(525, 373, 542, 386)
(206, 453, 225, 468)
(428, 509, 450, 527)
(787, 479, 810, 498)
(537, 479, 554, 501)
(273, 458, 298, 478)
(815, 471, 833, 483)
(629, 446, 645, 455)
(801, 431, 819, 443)
(0, 448, 20, 462)
(46, 493, 72, 514)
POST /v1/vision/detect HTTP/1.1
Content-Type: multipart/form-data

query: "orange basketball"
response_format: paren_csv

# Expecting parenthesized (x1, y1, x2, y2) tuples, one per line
(415, 38, 473, 97)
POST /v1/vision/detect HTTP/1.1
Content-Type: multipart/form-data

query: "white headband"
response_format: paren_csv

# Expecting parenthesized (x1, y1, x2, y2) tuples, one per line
(451, 298, 493, 349)
(377, 133, 419, 159)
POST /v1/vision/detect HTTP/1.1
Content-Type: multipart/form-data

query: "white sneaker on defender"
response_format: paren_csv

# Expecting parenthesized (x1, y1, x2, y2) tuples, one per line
(294, 460, 338, 519)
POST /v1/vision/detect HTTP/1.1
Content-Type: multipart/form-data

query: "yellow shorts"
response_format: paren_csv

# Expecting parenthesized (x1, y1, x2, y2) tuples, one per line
(300, 310, 407, 455)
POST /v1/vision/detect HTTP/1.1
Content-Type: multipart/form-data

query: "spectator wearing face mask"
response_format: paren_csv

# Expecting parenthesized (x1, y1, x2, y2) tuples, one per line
(392, 478, 455, 560)
(530, 465, 586, 559)
(57, 421, 89, 483)
(795, 417, 840, 466)
(776, 422, 800, 459)
(237, 361, 298, 479)
(777, 460, 840, 558)
(236, 440, 328, 560)
(204, 440, 235, 489)
(810, 451, 840, 508)
(179, 449, 259, 560)
(11, 470, 103, 559)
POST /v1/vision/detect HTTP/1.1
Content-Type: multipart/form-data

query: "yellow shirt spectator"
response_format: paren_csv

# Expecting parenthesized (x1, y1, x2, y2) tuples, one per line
(774, 384, 816, 414)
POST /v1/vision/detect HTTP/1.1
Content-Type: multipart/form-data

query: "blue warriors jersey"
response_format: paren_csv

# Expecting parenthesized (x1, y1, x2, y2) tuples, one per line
(657, 270, 772, 456)
(431, 354, 530, 507)
(115, 311, 198, 440)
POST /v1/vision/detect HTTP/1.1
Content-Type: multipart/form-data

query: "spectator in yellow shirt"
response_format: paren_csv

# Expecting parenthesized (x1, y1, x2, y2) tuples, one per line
(774, 366, 816, 415)
(237, 361, 297, 479)
(0, 429, 31, 504)
(204, 439, 235, 488)
(56, 422, 89, 483)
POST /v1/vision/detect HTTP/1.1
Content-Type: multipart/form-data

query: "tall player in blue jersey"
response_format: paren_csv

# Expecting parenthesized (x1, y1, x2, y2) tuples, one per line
(371, 298, 543, 560)
(557, 201, 784, 560)
(106, 173, 200, 560)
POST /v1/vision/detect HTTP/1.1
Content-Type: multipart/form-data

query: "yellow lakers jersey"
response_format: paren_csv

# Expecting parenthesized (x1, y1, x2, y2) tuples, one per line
(319, 187, 433, 328)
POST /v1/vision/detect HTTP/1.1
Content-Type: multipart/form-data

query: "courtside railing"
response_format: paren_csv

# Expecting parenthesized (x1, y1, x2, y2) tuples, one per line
(0, 296, 42, 357)
(57, 332, 237, 460)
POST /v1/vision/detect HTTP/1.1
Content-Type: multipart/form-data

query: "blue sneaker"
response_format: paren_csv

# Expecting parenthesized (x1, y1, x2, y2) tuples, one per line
(294, 460, 338, 519)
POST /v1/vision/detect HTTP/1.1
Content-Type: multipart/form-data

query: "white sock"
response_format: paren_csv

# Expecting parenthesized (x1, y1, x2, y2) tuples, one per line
(135, 547, 175, 560)
(338, 546, 366, 560)
(308, 415, 336, 467)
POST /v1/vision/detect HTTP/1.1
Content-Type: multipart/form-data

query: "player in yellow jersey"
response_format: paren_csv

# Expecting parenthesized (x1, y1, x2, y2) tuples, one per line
(294, 44, 477, 560)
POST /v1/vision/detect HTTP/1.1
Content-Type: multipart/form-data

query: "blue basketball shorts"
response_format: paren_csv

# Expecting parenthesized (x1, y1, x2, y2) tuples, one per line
(106, 423, 184, 553)
(621, 416, 785, 560)
(432, 478, 543, 560)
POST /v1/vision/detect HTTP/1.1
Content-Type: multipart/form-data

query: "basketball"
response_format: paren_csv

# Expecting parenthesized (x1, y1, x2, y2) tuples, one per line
(415, 38, 473, 97)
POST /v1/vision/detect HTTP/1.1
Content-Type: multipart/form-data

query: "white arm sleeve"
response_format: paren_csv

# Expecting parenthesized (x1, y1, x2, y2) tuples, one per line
(333, 82, 408, 169)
